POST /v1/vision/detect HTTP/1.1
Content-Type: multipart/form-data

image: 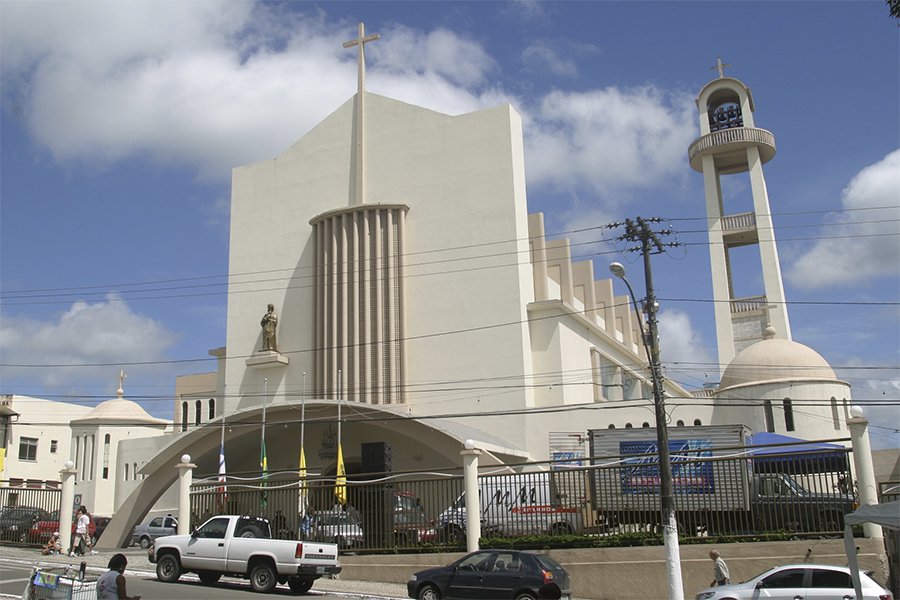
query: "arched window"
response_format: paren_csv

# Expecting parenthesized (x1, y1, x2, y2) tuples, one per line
(133, 462, 138, 479)
(195, 399, 202, 426)
(830, 398, 840, 430)
(693, 419, 702, 426)
(181, 402, 188, 432)
(124, 463, 129, 481)
(764, 400, 775, 432)
(625, 423, 633, 429)
(676, 420, 684, 427)
(608, 424, 616, 429)
(208, 398, 215, 420)
(102, 434, 111, 480)
(642, 422, 650, 428)
(783, 398, 795, 432)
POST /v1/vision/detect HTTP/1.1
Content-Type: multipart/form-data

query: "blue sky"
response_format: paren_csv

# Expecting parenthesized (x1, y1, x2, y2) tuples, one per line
(1, 1, 898, 447)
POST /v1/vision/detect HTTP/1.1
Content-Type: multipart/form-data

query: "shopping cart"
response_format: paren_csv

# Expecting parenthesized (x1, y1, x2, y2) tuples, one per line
(22, 566, 98, 600)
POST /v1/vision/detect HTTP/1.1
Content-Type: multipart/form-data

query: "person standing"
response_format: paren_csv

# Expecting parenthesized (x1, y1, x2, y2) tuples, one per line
(709, 549, 730, 586)
(69, 506, 90, 556)
(96, 553, 141, 600)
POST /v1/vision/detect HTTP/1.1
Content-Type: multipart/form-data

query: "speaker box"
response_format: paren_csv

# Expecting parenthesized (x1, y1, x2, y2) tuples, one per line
(361, 441, 393, 474)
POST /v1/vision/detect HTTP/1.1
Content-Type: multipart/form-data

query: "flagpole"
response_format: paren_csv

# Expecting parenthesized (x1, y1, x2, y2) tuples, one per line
(218, 415, 227, 511)
(299, 372, 307, 518)
(261, 377, 268, 508)
(301, 372, 306, 466)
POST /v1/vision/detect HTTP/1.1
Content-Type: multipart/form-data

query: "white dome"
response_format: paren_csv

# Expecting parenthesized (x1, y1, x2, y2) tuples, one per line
(70, 398, 168, 425)
(719, 338, 837, 390)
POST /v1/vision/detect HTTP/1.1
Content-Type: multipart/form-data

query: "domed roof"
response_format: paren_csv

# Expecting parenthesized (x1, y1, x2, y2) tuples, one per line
(719, 328, 837, 390)
(70, 397, 168, 425)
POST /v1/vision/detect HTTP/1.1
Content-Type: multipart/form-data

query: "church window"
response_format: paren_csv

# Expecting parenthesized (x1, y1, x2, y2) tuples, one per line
(608, 424, 616, 429)
(18, 437, 38, 461)
(195, 399, 202, 426)
(590, 348, 605, 402)
(50, 440, 58, 454)
(89, 434, 96, 481)
(842, 398, 851, 422)
(676, 420, 684, 427)
(783, 398, 795, 431)
(830, 398, 840, 430)
(764, 400, 775, 432)
(693, 419, 702, 426)
(133, 462, 138, 479)
(103, 434, 110, 480)
(625, 423, 633, 428)
(124, 463, 129, 481)
(642, 422, 650, 428)
(181, 402, 188, 432)
(208, 398, 215, 420)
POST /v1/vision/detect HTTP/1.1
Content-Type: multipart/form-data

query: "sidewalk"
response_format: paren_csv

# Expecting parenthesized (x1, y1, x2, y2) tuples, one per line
(2, 545, 409, 598)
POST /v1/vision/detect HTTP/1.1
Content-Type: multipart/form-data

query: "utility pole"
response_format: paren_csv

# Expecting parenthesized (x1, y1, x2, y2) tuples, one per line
(612, 217, 683, 600)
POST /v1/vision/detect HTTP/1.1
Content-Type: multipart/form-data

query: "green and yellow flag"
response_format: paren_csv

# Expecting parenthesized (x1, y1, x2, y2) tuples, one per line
(298, 446, 307, 514)
(334, 443, 346, 506)
(260, 437, 268, 508)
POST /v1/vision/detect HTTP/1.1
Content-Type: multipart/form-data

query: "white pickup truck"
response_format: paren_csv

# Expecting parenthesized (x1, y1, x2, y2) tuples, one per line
(150, 514, 342, 594)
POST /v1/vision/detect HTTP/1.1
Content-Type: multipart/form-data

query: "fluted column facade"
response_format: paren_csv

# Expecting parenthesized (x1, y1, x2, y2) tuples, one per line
(311, 204, 408, 404)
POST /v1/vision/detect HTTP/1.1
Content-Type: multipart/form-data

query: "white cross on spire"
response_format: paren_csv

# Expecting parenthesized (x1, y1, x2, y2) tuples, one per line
(343, 22, 380, 206)
(710, 56, 732, 78)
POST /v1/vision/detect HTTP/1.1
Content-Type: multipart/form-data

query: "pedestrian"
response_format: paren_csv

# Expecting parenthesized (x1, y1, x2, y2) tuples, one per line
(709, 549, 730, 587)
(68, 506, 89, 556)
(96, 553, 141, 600)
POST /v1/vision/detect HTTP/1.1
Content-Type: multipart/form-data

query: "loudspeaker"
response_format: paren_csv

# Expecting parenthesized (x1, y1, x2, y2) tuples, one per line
(361, 441, 393, 474)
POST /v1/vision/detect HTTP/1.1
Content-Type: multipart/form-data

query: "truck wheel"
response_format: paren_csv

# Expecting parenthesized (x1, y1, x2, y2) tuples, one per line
(140, 536, 152, 549)
(156, 554, 182, 583)
(417, 584, 441, 600)
(515, 593, 537, 600)
(333, 535, 345, 548)
(239, 525, 264, 538)
(549, 523, 572, 536)
(287, 577, 314, 594)
(250, 562, 277, 593)
(198, 571, 221, 585)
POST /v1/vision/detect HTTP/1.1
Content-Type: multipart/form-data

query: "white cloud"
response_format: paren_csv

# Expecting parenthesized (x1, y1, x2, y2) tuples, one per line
(787, 150, 900, 289)
(522, 43, 579, 77)
(525, 86, 696, 199)
(657, 308, 715, 385)
(0, 296, 178, 389)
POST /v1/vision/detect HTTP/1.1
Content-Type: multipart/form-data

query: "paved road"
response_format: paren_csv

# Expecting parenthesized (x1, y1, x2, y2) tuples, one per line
(0, 546, 407, 600)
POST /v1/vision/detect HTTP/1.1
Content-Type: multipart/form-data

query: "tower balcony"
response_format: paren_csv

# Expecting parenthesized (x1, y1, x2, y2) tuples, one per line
(721, 211, 759, 247)
(689, 127, 776, 173)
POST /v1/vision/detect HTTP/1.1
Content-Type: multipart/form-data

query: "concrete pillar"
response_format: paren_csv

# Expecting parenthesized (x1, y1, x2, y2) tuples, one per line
(461, 443, 482, 553)
(59, 461, 77, 554)
(176, 454, 195, 535)
(847, 406, 883, 539)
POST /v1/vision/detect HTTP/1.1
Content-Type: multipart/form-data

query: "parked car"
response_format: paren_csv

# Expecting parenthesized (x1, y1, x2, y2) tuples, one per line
(131, 515, 178, 548)
(407, 549, 571, 600)
(694, 564, 893, 600)
(28, 510, 97, 545)
(0, 506, 51, 542)
(92, 515, 111, 543)
(311, 510, 364, 548)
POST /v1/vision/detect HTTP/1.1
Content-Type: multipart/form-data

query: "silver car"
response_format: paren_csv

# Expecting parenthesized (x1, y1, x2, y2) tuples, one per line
(131, 515, 178, 549)
(311, 510, 363, 548)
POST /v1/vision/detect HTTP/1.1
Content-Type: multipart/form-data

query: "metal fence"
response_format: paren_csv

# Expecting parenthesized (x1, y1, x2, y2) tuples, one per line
(0, 480, 62, 545)
(190, 443, 856, 553)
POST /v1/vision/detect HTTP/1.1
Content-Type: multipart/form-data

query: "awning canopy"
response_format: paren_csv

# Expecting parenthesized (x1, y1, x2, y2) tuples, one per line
(748, 432, 850, 475)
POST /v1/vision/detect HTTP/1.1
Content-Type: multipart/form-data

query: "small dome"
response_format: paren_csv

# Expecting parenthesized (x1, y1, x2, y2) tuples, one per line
(720, 337, 837, 389)
(70, 398, 168, 425)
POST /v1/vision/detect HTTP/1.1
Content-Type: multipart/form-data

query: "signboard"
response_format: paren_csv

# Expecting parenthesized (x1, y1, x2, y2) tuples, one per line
(551, 450, 584, 470)
(73, 494, 82, 509)
(619, 439, 714, 495)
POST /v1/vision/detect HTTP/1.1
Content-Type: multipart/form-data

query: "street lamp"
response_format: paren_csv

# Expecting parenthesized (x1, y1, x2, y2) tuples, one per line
(609, 261, 684, 600)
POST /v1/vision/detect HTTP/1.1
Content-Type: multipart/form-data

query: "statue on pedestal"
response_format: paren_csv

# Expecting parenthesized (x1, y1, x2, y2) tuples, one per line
(260, 304, 278, 352)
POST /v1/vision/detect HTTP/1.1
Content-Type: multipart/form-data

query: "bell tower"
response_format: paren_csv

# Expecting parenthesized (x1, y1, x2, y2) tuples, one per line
(689, 58, 791, 375)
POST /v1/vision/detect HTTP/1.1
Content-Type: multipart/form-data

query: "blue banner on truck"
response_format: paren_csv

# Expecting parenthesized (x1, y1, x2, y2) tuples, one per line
(619, 439, 714, 495)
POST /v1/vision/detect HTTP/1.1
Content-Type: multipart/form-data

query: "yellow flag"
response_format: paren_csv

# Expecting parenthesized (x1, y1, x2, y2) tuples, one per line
(298, 447, 307, 514)
(334, 443, 347, 505)
(0, 448, 5, 475)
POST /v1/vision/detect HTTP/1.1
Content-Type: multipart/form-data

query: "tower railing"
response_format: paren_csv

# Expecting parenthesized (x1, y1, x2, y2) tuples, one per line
(730, 295, 767, 314)
(689, 127, 776, 171)
(721, 212, 756, 232)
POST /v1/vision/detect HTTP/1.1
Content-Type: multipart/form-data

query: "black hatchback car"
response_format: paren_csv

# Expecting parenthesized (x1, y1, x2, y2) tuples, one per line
(407, 549, 570, 600)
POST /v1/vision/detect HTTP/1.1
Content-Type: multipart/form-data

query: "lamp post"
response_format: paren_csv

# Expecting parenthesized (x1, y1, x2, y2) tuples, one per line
(610, 261, 684, 600)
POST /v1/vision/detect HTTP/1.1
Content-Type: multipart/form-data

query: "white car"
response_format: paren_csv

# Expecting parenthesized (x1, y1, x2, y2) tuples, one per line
(695, 564, 892, 600)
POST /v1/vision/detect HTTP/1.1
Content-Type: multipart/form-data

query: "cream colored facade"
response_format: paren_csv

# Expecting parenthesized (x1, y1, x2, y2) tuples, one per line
(0, 395, 91, 483)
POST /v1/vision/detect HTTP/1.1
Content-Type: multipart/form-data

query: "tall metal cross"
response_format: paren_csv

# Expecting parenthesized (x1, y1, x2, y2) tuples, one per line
(343, 22, 380, 206)
(117, 369, 127, 396)
(710, 56, 732, 78)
